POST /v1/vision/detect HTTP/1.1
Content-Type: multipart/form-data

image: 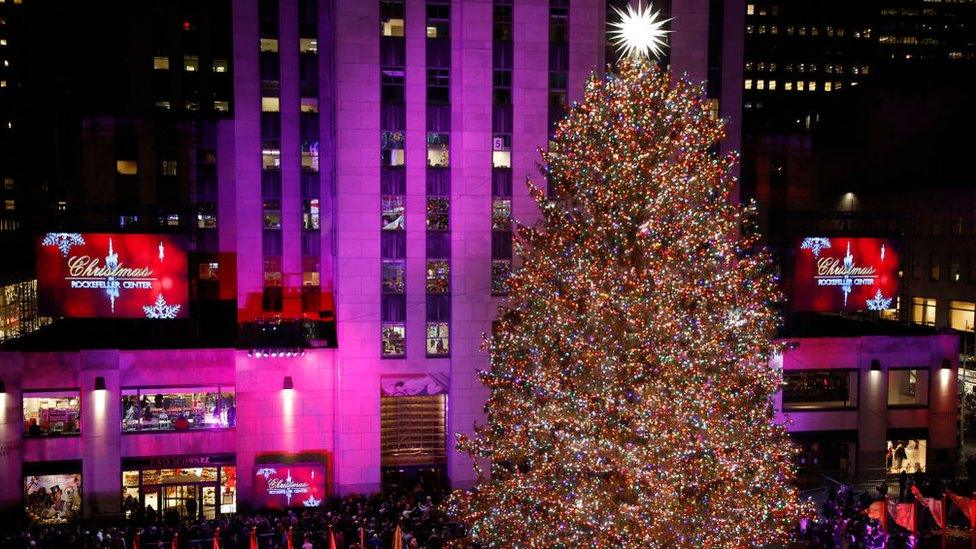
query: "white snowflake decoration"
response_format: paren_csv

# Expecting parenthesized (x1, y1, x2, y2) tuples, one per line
(607, 1, 671, 59)
(865, 289, 893, 311)
(303, 495, 322, 507)
(800, 237, 832, 258)
(42, 233, 86, 256)
(143, 294, 181, 319)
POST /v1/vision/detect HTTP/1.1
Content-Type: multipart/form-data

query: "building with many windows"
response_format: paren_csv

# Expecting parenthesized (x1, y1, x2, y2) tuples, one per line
(0, 0, 749, 519)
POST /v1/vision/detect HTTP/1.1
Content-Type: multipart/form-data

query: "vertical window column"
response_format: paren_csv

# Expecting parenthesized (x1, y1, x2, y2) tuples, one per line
(426, 0, 451, 357)
(491, 1, 513, 296)
(381, 0, 407, 357)
(299, 0, 321, 315)
(259, 0, 283, 312)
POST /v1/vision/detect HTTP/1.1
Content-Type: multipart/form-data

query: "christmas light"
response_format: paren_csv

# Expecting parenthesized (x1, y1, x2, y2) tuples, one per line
(608, 1, 671, 60)
(448, 58, 810, 547)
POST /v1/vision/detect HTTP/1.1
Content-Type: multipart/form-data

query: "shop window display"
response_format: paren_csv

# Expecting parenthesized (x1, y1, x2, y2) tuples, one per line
(886, 439, 927, 474)
(121, 388, 236, 432)
(782, 370, 858, 410)
(23, 392, 81, 436)
(24, 474, 82, 524)
(123, 466, 236, 520)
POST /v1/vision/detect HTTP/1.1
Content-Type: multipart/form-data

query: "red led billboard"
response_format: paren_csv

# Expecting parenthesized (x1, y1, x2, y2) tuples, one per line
(793, 237, 900, 312)
(253, 464, 326, 508)
(37, 233, 189, 318)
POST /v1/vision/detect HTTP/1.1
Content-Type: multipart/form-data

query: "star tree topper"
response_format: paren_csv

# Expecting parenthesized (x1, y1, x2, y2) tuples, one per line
(608, 1, 672, 59)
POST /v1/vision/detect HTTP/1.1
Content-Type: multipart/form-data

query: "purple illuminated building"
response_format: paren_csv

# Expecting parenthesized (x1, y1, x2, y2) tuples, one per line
(0, 0, 745, 519)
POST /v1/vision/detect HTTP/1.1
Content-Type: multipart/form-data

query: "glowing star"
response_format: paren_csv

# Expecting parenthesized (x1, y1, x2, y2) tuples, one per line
(607, 1, 671, 60)
(866, 289, 893, 311)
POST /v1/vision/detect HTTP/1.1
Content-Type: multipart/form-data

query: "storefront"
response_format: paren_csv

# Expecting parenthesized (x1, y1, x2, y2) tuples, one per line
(886, 429, 929, 475)
(121, 454, 236, 520)
(23, 461, 83, 524)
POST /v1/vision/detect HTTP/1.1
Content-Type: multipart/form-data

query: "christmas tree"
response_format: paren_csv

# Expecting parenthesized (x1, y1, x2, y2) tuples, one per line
(448, 58, 807, 547)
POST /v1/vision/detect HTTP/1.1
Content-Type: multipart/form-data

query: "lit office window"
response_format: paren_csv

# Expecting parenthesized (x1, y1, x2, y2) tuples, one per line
(381, 195, 405, 231)
(427, 133, 449, 168)
(950, 301, 975, 331)
(302, 199, 320, 230)
(262, 200, 282, 229)
(492, 135, 511, 168)
(214, 101, 230, 112)
(426, 260, 450, 294)
(382, 324, 406, 357)
(260, 38, 279, 52)
(382, 131, 405, 167)
(492, 198, 511, 231)
(381, 1, 405, 37)
(299, 38, 318, 54)
(261, 149, 281, 170)
(426, 322, 449, 356)
(744, 79, 753, 90)
(261, 97, 280, 112)
(887, 370, 929, 407)
(213, 59, 229, 73)
(153, 56, 170, 70)
(911, 297, 936, 326)
(116, 160, 138, 175)
(300, 97, 318, 113)
(184, 55, 199, 72)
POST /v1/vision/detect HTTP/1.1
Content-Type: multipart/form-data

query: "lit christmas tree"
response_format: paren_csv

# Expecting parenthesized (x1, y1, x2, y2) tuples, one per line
(449, 57, 808, 548)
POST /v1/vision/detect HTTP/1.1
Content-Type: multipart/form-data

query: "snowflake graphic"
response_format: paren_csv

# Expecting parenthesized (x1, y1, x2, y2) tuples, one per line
(865, 289, 893, 311)
(143, 294, 182, 319)
(256, 468, 277, 480)
(303, 495, 322, 507)
(800, 237, 832, 258)
(42, 233, 86, 256)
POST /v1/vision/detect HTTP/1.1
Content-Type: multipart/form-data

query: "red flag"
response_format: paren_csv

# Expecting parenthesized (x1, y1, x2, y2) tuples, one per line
(134, 533, 141, 549)
(287, 527, 294, 549)
(392, 524, 403, 549)
(171, 533, 179, 549)
(213, 527, 221, 549)
(889, 499, 918, 533)
(250, 527, 258, 549)
(912, 485, 945, 528)
(867, 500, 886, 521)
(329, 528, 338, 549)
(360, 527, 366, 549)
(950, 491, 976, 525)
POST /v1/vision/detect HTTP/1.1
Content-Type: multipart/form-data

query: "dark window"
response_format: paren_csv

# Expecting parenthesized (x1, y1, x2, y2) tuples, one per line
(427, 68, 450, 104)
(426, 232, 450, 259)
(493, 5, 512, 41)
(492, 231, 512, 259)
(426, 294, 451, 321)
(381, 295, 407, 322)
(782, 370, 858, 410)
(382, 232, 407, 259)
(382, 67, 406, 103)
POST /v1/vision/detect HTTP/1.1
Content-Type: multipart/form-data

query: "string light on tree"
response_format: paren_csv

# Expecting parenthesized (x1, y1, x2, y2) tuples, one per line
(448, 57, 810, 547)
(608, 1, 672, 59)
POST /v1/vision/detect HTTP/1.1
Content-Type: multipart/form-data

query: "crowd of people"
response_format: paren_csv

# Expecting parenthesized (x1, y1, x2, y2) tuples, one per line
(0, 477, 474, 549)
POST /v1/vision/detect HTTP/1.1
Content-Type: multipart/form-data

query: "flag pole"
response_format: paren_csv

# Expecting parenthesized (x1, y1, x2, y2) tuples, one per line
(943, 492, 948, 549)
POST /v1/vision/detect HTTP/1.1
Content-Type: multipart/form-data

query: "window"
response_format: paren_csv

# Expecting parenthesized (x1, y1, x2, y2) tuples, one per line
(214, 101, 230, 112)
(300, 97, 318, 112)
(263, 256, 282, 286)
(912, 297, 936, 326)
(427, 68, 450, 104)
(781, 370, 858, 410)
(950, 255, 961, 282)
(492, 135, 511, 168)
(262, 200, 282, 229)
(4, 177, 13, 190)
(24, 474, 82, 524)
(301, 140, 319, 171)
(302, 256, 319, 286)
(302, 199, 320, 230)
(261, 97, 280, 112)
(381, 131, 405, 167)
(23, 391, 81, 436)
(930, 254, 940, 281)
(950, 301, 975, 332)
(824, 82, 832, 92)
(492, 198, 511, 230)
(382, 260, 405, 294)
(744, 79, 753, 90)
(491, 259, 511, 295)
(382, 324, 406, 357)
(260, 38, 279, 52)
(199, 262, 219, 281)
(262, 148, 281, 170)
(426, 260, 450, 294)
(382, 195, 405, 231)
(427, 132, 449, 167)
(299, 38, 317, 54)
(184, 55, 199, 72)
(887, 439, 926, 474)
(887, 369, 930, 407)
(116, 160, 138, 175)
(426, 197, 449, 231)
(426, 322, 449, 356)
(382, 67, 405, 103)
(4, 199, 13, 211)
(122, 387, 236, 431)
(381, 1, 405, 37)
(153, 56, 170, 70)
(161, 160, 178, 176)
(953, 215, 964, 236)
(381, 393, 446, 466)
(912, 254, 923, 281)
(213, 59, 229, 73)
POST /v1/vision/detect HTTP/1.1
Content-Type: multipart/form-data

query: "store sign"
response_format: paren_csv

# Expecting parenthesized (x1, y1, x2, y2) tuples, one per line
(36, 233, 188, 318)
(253, 464, 326, 509)
(793, 237, 900, 312)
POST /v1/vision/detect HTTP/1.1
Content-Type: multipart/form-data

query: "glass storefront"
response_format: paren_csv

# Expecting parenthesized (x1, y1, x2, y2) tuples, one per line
(887, 439, 927, 474)
(24, 473, 82, 524)
(121, 387, 235, 432)
(23, 391, 81, 436)
(122, 456, 236, 520)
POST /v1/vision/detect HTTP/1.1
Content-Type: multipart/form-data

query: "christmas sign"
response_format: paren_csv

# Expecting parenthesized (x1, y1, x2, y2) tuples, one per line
(793, 237, 900, 312)
(37, 233, 189, 318)
(253, 464, 326, 509)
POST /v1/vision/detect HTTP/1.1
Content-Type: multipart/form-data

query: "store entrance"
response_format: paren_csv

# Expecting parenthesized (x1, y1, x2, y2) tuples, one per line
(162, 484, 199, 519)
(122, 461, 236, 521)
